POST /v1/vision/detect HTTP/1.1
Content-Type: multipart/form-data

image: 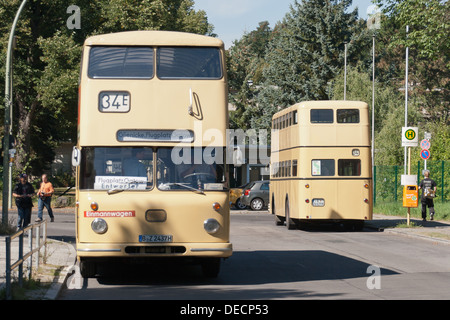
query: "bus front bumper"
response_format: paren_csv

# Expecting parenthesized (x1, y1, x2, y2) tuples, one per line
(76, 242, 233, 258)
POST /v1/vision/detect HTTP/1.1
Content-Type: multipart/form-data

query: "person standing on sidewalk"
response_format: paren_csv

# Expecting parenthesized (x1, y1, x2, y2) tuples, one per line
(419, 170, 437, 221)
(12, 173, 35, 229)
(36, 173, 55, 222)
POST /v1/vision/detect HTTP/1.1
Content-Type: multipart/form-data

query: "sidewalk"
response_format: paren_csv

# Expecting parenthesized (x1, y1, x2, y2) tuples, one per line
(0, 232, 76, 300)
(367, 214, 450, 244)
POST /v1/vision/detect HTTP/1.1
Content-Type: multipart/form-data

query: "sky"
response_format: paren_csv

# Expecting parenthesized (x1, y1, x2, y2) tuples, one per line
(194, 0, 376, 49)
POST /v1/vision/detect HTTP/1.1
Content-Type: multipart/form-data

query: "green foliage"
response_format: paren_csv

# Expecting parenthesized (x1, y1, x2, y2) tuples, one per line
(228, 0, 362, 133)
(227, 0, 449, 164)
(374, 201, 450, 221)
(227, 21, 272, 130)
(0, 0, 213, 175)
(376, 0, 449, 62)
(374, 0, 449, 123)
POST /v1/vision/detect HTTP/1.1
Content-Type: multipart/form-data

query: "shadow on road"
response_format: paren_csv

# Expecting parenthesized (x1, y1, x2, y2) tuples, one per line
(96, 250, 395, 282)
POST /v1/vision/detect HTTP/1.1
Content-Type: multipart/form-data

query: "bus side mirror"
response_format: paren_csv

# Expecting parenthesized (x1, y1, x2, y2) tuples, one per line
(72, 147, 81, 167)
(232, 147, 243, 167)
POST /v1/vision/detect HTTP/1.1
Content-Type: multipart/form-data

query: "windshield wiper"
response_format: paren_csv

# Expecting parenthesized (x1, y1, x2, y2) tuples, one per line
(107, 188, 125, 195)
(171, 182, 205, 195)
(107, 179, 143, 195)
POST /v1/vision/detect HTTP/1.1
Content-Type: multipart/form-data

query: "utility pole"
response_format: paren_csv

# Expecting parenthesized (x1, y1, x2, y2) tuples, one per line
(404, 25, 409, 175)
(344, 42, 347, 101)
(2, 0, 28, 225)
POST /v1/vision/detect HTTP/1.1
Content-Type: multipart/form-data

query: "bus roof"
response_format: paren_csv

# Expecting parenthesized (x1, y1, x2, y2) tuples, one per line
(84, 30, 224, 48)
(272, 100, 368, 120)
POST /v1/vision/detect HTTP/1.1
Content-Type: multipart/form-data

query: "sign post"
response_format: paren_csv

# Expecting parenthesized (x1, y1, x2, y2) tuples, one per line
(420, 134, 431, 171)
(402, 127, 418, 225)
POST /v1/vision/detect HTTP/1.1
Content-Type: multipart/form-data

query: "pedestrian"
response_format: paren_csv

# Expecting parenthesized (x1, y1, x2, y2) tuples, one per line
(12, 173, 35, 229)
(36, 173, 55, 222)
(418, 170, 437, 221)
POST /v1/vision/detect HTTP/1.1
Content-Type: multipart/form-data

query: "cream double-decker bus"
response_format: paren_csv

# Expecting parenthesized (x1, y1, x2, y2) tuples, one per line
(270, 101, 372, 230)
(72, 31, 231, 278)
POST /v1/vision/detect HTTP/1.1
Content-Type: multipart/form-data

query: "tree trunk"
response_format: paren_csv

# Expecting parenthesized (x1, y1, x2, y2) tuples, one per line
(14, 95, 39, 173)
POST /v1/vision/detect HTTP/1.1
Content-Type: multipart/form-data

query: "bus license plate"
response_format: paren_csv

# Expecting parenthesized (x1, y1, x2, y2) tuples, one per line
(312, 199, 325, 207)
(139, 235, 173, 243)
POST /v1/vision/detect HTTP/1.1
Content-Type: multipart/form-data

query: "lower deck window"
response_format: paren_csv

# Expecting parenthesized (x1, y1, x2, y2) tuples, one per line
(338, 159, 361, 176)
(311, 159, 335, 176)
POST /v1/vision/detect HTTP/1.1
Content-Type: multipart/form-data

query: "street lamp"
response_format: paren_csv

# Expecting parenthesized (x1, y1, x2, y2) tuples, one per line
(367, 5, 381, 204)
(2, 0, 28, 225)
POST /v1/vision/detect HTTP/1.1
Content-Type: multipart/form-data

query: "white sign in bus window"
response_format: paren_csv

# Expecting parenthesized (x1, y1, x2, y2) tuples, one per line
(312, 160, 321, 176)
(94, 176, 147, 190)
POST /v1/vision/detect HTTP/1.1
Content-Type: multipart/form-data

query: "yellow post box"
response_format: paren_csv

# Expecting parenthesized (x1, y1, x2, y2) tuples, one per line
(403, 185, 418, 208)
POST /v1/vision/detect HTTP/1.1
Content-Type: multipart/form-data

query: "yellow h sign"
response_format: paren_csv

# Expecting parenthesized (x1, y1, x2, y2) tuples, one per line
(402, 127, 418, 147)
(405, 129, 416, 140)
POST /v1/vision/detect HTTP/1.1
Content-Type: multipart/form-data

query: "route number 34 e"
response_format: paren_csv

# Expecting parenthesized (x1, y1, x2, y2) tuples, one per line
(99, 91, 130, 113)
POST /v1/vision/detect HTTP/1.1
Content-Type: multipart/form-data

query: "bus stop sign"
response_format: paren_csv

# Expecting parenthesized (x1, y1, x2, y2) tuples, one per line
(402, 127, 418, 147)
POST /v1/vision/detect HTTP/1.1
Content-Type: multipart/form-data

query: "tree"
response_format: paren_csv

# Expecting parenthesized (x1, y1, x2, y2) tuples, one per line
(0, 0, 213, 175)
(253, 0, 361, 131)
(375, 0, 449, 122)
(227, 21, 272, 130)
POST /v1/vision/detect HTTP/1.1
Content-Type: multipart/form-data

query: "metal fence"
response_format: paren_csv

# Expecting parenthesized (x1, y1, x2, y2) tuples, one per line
(4, 220, 47, 300)
(374, 161, 450, 204)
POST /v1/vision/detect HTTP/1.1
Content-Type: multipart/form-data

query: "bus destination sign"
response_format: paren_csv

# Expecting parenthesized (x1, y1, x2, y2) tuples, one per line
(117, 129, 194, 143)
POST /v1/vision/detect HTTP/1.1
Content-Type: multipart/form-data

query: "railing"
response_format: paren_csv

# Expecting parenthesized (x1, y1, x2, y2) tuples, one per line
(4, 220, 47, 300)
(374, 161, 449, 204)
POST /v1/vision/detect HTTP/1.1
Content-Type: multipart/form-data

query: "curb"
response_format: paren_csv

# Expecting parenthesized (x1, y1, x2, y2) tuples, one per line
(365, 217, 450, 246)
(381, 227, 450, 245)
(41, 240, 77, 300)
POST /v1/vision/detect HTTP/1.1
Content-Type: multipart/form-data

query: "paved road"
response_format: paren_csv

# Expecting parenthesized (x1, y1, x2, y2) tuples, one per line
(57, 211, 450, 300)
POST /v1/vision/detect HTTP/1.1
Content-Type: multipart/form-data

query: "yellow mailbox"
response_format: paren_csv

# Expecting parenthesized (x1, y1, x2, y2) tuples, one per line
(403, 185, 418, 208)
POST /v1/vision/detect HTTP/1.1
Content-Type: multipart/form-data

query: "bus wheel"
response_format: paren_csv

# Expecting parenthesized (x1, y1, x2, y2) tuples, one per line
(285, 199, 296, 230)
(201, 258, 221, 278)
(80, 259, 96, 278)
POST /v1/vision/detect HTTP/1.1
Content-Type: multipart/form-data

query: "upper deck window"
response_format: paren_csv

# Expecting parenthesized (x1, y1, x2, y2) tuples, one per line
(311, 109, 333, 123)
(337, 109, 360, 123)
(88, 47, 154, 79)
(157, 47, 222, 79)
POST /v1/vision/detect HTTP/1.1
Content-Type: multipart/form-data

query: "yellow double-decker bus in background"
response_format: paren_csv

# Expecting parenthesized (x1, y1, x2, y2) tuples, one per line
(270, 101, 372, 230)
(72, 31, 231, 278)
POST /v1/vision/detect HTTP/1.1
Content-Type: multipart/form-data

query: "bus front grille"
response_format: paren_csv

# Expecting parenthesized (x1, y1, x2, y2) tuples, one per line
(125, 246, 186, 254)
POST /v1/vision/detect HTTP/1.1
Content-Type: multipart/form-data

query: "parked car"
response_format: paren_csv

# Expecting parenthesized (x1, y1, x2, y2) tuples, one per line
(229, 182, 251, 210)
(240, 180, 270, 211)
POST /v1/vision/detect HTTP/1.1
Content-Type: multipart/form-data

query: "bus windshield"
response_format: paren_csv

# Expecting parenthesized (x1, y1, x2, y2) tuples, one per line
(88, 46, 222, 80)
(156, 147, 226, 192)
(80, 147, 154, 191)
(79, 147, 226, 191)
(157, 47, 222, 79)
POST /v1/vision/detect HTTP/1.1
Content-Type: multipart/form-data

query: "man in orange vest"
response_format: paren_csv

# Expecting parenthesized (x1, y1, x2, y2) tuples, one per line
(36, 174, 55, 222)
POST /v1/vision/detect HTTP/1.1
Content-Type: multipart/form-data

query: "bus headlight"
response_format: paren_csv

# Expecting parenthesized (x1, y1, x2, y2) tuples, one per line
(91, 218, 108, 234)
(204, 218, 220, 234)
